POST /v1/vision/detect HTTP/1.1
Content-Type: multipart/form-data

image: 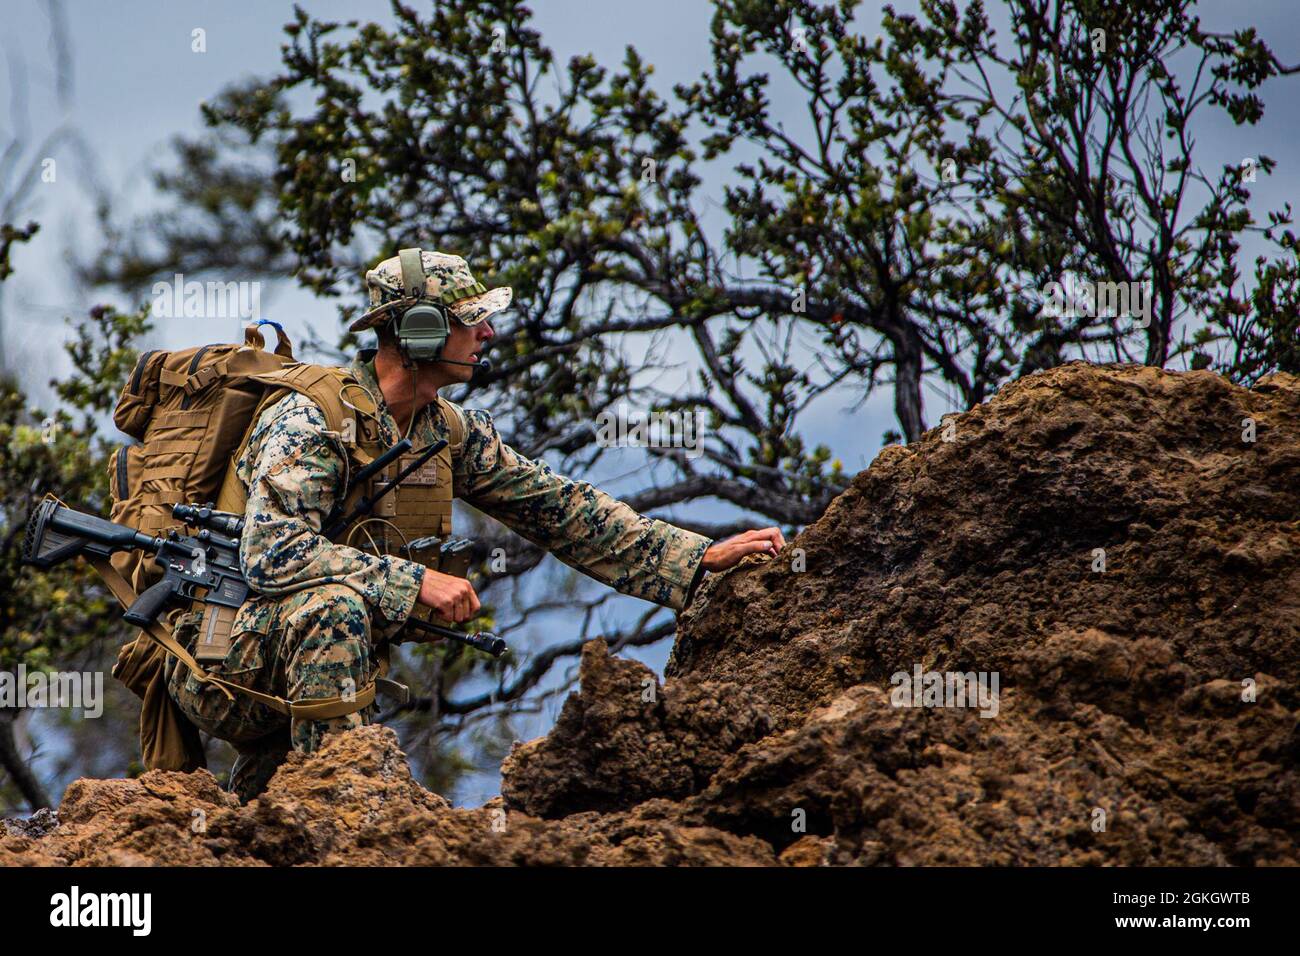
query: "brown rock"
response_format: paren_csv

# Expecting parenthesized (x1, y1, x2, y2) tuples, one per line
(501, 639, 772, 817)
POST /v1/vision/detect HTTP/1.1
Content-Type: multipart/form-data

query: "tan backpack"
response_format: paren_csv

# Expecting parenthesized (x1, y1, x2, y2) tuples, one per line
(105, 322, 373, 771)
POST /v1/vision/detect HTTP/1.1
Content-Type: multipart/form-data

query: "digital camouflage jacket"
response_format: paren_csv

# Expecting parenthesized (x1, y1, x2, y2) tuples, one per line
(233, 354, 711, 633)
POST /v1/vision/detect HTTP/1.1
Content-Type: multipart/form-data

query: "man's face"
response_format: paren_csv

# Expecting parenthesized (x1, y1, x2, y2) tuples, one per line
(437, 315, 494, 382)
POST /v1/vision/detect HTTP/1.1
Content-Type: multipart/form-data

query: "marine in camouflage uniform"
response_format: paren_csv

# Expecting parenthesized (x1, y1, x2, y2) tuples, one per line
(167, 250, 713, 800)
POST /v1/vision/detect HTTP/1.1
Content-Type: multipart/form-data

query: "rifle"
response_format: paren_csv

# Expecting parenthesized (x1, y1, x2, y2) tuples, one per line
(24, 498, 249, 631)
(22, 496, 507, 658)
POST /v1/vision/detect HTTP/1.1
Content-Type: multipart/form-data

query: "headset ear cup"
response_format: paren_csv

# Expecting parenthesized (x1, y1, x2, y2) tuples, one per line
(397, 302, 450, 362)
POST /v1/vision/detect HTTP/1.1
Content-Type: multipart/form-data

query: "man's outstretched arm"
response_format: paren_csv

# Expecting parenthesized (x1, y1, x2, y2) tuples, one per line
(451, 407, 785, 610)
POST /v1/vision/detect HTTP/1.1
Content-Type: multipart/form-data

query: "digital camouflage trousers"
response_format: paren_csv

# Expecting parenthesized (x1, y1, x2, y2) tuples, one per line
(165, 583, 378, 802)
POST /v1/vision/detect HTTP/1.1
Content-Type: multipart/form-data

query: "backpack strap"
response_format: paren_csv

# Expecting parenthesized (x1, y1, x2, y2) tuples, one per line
(216, 364, 382, 517)
(249, 364, 372, 437)
(436, 397, 467, 460)
(252, 365, 463, 462)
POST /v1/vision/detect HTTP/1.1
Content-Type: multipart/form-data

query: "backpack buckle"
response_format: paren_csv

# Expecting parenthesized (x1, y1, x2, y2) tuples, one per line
(184, 365, 219, 395)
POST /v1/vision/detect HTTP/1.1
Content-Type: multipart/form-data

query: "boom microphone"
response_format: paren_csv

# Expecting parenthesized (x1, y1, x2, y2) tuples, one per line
(439, 357, 492, 372)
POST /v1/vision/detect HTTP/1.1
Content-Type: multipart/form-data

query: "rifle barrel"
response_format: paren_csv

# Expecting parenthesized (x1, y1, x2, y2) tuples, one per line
(404, 617, 507, 657)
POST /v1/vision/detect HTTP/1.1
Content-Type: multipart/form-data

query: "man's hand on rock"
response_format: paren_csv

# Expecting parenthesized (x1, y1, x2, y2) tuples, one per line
(418, 569, 481, 622)
(701, 527, 787, 572)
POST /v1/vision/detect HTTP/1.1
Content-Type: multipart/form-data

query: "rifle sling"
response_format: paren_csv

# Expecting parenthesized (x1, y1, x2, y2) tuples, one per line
(88, 556, 375, 722)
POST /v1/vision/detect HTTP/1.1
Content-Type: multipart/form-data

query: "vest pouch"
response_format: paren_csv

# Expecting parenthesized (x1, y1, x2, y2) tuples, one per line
(369, 443, 453, 539)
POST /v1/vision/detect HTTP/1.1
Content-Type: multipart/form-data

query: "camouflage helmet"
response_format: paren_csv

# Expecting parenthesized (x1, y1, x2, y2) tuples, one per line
(351, 249, 513, 332)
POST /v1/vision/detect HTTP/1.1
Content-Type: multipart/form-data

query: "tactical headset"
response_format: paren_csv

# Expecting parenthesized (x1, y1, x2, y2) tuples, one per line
(371, 248, 493, 371)
(392, 247, 452, 363)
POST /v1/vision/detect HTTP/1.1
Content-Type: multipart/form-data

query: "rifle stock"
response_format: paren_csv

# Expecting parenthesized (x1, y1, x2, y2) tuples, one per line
(23, 498, 158, 569)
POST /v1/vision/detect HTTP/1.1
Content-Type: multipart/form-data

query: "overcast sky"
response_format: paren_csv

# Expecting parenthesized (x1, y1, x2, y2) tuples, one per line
(4, 0, 1297, 446)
